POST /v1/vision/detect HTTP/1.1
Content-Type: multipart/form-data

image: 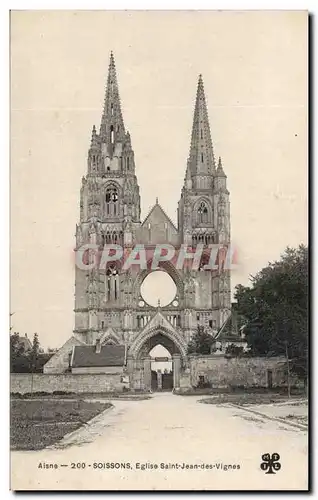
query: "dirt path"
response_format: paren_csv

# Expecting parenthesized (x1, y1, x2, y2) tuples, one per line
(11, 393, 308, 491)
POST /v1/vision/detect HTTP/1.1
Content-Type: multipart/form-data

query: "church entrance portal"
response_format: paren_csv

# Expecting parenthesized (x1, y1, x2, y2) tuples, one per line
(127, 330, 183, 392)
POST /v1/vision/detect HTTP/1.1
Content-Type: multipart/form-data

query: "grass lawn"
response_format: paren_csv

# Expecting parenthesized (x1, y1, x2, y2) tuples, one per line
(200, 393, 306, 406)
(11, 399, 112, 450)
(11, 391, 152, 401)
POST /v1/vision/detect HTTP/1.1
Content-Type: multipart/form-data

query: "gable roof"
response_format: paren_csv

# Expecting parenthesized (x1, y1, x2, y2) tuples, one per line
(98, 327, 121, 345)
(43, 335, 86, 371)
(72, 344, 125, 368)
(142, 202, 178, 232)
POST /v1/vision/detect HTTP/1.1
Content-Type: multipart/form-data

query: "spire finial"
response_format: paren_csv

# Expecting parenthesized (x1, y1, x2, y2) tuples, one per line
(197, 74, 204, 92)
(156, 197, 159, 204)
(157, 299, 161, 308)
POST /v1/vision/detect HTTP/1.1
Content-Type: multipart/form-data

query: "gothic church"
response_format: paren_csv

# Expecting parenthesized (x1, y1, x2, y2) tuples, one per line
(44, 53, 237, 384)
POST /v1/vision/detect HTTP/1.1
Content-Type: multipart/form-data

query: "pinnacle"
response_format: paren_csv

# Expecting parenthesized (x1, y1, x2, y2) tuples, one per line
(90, 124, 99, 147)
(216, 156, 226, 177)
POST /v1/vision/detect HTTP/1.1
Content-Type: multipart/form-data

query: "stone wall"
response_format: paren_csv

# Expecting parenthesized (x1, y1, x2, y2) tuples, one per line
(10, 373, 126, 394)
(71, 366, 123, 374)
(189, 355, 290, 388)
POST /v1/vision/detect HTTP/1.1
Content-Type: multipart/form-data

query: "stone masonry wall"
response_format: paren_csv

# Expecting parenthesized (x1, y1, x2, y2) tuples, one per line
(71, 366, 123, 375)
(10, 373, 125, 394)
(189, 355, 290, 388)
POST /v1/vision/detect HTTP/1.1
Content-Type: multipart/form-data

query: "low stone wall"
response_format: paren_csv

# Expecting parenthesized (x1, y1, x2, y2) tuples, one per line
(189, 355, 291, 388)
(10, 373, 125, 394)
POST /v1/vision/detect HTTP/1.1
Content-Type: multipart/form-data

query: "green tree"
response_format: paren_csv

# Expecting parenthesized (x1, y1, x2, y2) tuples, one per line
(187, 326, 216, 355)
(235, 245, 308, 381)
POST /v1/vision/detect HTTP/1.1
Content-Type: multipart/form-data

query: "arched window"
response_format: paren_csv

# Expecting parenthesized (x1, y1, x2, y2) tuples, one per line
(105, 186, 119, 217)
(198, 201, 209, 224)
(201, 153, 204, 163)
(110, 125, 114, 144)
(111, 104, 114, 116)
(105, 266, 119, 301)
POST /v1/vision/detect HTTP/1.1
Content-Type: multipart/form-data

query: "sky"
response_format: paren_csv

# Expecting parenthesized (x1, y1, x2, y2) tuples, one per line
(10, 10, 307, 349)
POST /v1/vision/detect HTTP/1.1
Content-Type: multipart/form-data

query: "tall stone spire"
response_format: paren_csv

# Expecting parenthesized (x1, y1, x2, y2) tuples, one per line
(100, 51, 126, 144)
(188, 74, 216, 176)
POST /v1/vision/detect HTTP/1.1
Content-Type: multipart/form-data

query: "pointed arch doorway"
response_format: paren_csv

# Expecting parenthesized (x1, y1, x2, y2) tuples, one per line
(127, 327, 185, 392)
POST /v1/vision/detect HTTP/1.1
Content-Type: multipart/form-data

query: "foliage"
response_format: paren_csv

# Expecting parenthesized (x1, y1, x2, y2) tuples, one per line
(187, 326, 216, 355)
(29, 333, 40, 369)
(234, 245, 308, 379)
(10, 333, 30, 373)
(10, 332, 53, 373)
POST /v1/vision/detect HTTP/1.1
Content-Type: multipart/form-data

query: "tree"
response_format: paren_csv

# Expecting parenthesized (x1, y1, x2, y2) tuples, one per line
(10, 331, 48, 373)
(29, 333, 40, 372)
(10, 332, 30, 373)
(235, 245, 308, 382)
(187, 326, 216, 355)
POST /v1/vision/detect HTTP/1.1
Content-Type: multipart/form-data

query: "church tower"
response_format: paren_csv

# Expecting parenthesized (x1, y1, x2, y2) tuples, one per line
(74, 52, 141, 345)
(178, 74, 231, 329)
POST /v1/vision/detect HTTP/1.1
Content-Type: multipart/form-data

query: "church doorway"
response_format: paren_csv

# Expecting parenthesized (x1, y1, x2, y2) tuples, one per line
(128, 326, 186, 392)
(149, 344, 173, 392)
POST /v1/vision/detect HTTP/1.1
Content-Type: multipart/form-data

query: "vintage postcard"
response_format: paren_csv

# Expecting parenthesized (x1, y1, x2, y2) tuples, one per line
(10, 10, 308, 491)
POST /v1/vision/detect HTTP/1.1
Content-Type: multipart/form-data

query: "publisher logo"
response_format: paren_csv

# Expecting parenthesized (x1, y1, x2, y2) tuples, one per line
(260, 453, 281, 474)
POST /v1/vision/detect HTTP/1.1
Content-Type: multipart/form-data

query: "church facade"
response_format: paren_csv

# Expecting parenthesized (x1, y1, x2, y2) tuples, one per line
(44, 53, 241, 388)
